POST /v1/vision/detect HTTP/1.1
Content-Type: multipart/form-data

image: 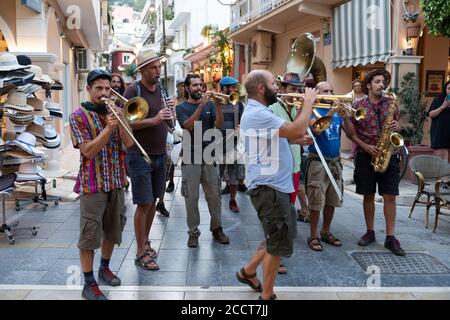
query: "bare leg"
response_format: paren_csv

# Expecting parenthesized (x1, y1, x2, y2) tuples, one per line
(382, 194, 397, 236)
(363, 194, 376, 231)
(239, 241, 266, 288)
(321, 205, 335, 234)
(80, 249, 94, 273)
(100, 240, 115, 261)
(230, 184, 238, 201)
(134, 203, 153, 257)
(297, 185, 308, 215)
(309, 209, 320, 239)
(261, 253, 281, 300)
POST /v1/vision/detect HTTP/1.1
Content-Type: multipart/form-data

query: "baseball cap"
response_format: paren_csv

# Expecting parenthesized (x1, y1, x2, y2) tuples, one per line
(87, 69, 112, 85)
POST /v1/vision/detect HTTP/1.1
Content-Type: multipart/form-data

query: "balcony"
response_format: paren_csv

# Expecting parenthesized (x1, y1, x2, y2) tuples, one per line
(230, 0, 292, 33)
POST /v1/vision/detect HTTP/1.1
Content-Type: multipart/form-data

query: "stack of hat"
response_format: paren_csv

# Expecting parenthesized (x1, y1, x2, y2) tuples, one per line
(25, 123, 61, 149)
(0, 53, 33, 96)
(16, 162, 46, 182)
(45, 101, 63, 118)
(0, 138, 5, 153)
(5, 131, 45, 159)
(2, 91, 35, 125)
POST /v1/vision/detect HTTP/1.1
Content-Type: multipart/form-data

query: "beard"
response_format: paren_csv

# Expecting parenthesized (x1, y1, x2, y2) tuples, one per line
(189, 90, 202, 100)
(264, 86, 278, 105)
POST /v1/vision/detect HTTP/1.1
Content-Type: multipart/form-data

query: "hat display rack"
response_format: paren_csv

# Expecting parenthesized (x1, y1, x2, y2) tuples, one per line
(0, 52, 63, 245)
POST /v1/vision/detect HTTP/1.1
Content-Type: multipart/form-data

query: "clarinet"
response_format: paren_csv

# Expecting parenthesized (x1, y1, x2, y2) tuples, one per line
(158, 79, 181, 144)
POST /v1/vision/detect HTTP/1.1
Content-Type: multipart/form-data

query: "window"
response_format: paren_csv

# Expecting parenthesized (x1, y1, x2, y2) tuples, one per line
(123, 53, 133, 65)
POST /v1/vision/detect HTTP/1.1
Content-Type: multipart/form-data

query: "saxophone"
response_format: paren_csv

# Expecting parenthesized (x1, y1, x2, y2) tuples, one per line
(371, 93, 404, 173)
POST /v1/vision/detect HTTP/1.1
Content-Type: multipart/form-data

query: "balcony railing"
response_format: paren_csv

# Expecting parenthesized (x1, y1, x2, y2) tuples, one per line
(230, 0, 292, 32)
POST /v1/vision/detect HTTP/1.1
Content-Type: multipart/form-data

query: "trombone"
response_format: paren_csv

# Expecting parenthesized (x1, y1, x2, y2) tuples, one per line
(102, 89, 152, 165)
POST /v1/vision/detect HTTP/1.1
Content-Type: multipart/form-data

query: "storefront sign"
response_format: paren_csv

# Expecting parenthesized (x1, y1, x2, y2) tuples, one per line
(21, 0, 42, 14)
(425, 70, 445, 97)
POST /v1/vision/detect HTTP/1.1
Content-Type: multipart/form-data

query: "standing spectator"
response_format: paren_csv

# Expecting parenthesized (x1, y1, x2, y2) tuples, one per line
(429, 80, 450, 188)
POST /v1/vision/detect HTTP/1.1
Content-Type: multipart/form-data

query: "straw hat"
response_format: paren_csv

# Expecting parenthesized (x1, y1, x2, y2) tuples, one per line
(0, 52, 30, 71)
(27, 97, 50, 117)
(3, 91, 34, 113)
(136, 48, 163, 71)
(28, 65, 53, 84)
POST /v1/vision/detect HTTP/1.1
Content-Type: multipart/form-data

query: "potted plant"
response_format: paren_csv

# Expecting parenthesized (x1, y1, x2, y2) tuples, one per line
(402, 11, 420, 37)
(398, 72, 433, 181)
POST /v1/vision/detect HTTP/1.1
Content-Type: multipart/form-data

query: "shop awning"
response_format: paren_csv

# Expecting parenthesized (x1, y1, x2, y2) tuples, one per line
(331, 0, 392, 69)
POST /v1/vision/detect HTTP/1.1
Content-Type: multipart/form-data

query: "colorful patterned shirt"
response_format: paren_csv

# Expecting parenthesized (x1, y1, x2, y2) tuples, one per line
(69, 105, 127, 195)
(351, 96, 400, 147)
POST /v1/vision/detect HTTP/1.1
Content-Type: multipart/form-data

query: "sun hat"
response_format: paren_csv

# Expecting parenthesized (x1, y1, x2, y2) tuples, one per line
(219, 76, 239, 86)
(0, 69, 35, 87)
(16, 161, 46, 182)
(16, 55, 32, 66)
(361, 69, 391, 95)
(3, 91, 34, 113)
(27, 97, 50, 117)
(17, 83, 41, 95)
(28, 65, 53, 84)
(5, 131, 45, 157)
(44, 101, 63, 118)
(280, 72, 303, 87)
(0, 52, 30, 71)
(136, 48, 163, 71)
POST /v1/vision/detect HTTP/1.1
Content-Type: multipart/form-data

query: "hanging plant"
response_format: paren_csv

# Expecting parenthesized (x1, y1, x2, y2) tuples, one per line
(420, 0, 450, 37)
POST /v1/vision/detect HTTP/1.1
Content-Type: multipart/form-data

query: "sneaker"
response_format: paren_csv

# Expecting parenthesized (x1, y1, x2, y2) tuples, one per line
(81, 283, 108, 300)
(384, 237, 406, 256)
(221, 185, 230, 195)
(166, 182, 175, 193)
(229, 200, 240, 213)
(98, 267, 121, 287)
(156, 202, 170, 217)
(187, 233, 199, 248)
(212, 227, 230, 244)
(238, 184, 248, 192)
(357, 230, 376, 246)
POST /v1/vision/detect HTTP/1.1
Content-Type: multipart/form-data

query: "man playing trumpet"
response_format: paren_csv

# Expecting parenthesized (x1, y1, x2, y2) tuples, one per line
(70, 69, 134, 300)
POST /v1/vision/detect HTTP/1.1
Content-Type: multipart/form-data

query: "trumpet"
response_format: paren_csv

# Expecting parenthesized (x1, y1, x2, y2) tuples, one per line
(101, 96, 151, 165)
(278, 91, 366, 121)
(206, 91, 240, 106)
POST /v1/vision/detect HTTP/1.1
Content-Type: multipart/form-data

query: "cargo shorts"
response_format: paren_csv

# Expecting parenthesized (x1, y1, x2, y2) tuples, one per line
(78, 189, 127, 250)
(306, 156, 343, 212)
(247, 186, 297, 257)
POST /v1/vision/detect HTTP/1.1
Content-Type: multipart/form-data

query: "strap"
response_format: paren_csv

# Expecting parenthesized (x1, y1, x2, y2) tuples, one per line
(279, 100, 295, 122)
(134, 81, 142, 98)
(79, 107, 100, 139)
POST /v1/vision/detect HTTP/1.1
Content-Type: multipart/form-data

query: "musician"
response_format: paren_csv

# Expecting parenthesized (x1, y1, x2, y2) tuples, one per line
(69, 69, 134, 300)
(343, 69, 405, 256)
(218, 76, 245, 213)
(176, 74, 229, 248)
(237, 70, 316, 300)
(350, 79, 367, 160)
(123, 48, 174, 270)
(305, 81, 348, 251)
(111, 73, 126, 96)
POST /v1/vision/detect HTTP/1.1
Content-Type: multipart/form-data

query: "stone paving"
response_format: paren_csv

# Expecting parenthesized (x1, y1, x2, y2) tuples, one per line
(1, 162, 450, 299)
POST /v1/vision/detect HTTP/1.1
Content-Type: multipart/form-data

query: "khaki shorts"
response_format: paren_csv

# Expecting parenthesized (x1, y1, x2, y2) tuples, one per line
(78, 190, 127, 250)
(247, 186, 297, 257)
(306, 158, 343, 212)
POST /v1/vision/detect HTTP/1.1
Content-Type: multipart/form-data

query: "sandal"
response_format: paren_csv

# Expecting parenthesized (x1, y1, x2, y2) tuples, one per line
(135, 253, 159, 271)
(307, 237, 323, 251)
(144, 240, 158, 259)
(320, 232, 342, 247)
(235, 267, 262, 292)
(278, 264, 288, 274)
(258, 294, 277, 300)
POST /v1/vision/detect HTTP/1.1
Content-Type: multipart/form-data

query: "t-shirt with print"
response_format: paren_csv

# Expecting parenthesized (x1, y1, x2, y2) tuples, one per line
(308, 108, 343, 158)
(123, 81, 167, 155)
(176, 101, 218, 164)
(69, 103, 127, 195)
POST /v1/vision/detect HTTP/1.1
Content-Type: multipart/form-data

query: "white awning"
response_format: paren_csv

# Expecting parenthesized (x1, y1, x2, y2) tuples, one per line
(332, 0, 392, 69)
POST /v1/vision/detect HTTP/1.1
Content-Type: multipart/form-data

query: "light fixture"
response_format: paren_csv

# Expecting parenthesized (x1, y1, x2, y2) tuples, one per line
(149, 4, 156, 13)
(172, 42, 180, 50)
(60, 32, 66, 38)
(166, 48, 173, 56)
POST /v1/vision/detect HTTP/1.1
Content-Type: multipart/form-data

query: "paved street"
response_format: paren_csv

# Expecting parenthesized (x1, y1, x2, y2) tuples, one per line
(1, 166, 450, 300)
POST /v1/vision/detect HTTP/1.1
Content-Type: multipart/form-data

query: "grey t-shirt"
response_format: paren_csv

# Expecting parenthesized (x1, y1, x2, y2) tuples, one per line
(176, 101, 218, 164)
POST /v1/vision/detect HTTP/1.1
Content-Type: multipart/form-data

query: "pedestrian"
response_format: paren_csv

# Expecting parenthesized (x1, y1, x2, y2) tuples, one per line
(217, 76, 246, 213)
(344, 69, 405, 256)
(269, 72, 310, 273)
(237, 70, 315, 300)
(305, 81, 349, 251)
(176, 74, 230, 248)
(69, 69, 134, 300)
(123, 48, 174, 270)
(428, 80, 450, 188)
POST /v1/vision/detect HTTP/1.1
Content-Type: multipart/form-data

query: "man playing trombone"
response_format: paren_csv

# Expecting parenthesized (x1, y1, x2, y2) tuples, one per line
(123, 48, 174, 271)
(69, 69, 134, 300)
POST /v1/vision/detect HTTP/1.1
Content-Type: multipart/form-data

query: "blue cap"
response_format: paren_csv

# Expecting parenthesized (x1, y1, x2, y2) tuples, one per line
(176, 79, 184, 85)
(219, 76, 239, 86)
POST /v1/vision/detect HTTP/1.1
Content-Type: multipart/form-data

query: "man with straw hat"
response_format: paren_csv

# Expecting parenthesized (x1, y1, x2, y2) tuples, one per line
(123, 47, 174, 271)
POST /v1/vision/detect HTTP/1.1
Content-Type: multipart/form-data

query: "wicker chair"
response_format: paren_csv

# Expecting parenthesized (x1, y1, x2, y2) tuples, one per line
(408, 155, 450, 232)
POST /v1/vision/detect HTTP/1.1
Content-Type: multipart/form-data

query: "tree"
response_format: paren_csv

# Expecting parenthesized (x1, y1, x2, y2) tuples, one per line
(420, 0, 450, 37)
(124, 63, 138, 79)
(398, 72, 428, 145)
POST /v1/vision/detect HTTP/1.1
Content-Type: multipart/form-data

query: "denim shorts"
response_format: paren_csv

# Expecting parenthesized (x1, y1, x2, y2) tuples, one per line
(126, 152, 167, 205)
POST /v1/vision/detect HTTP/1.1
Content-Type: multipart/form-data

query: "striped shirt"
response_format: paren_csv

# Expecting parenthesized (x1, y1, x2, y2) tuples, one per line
(69, 106, 127, 195)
